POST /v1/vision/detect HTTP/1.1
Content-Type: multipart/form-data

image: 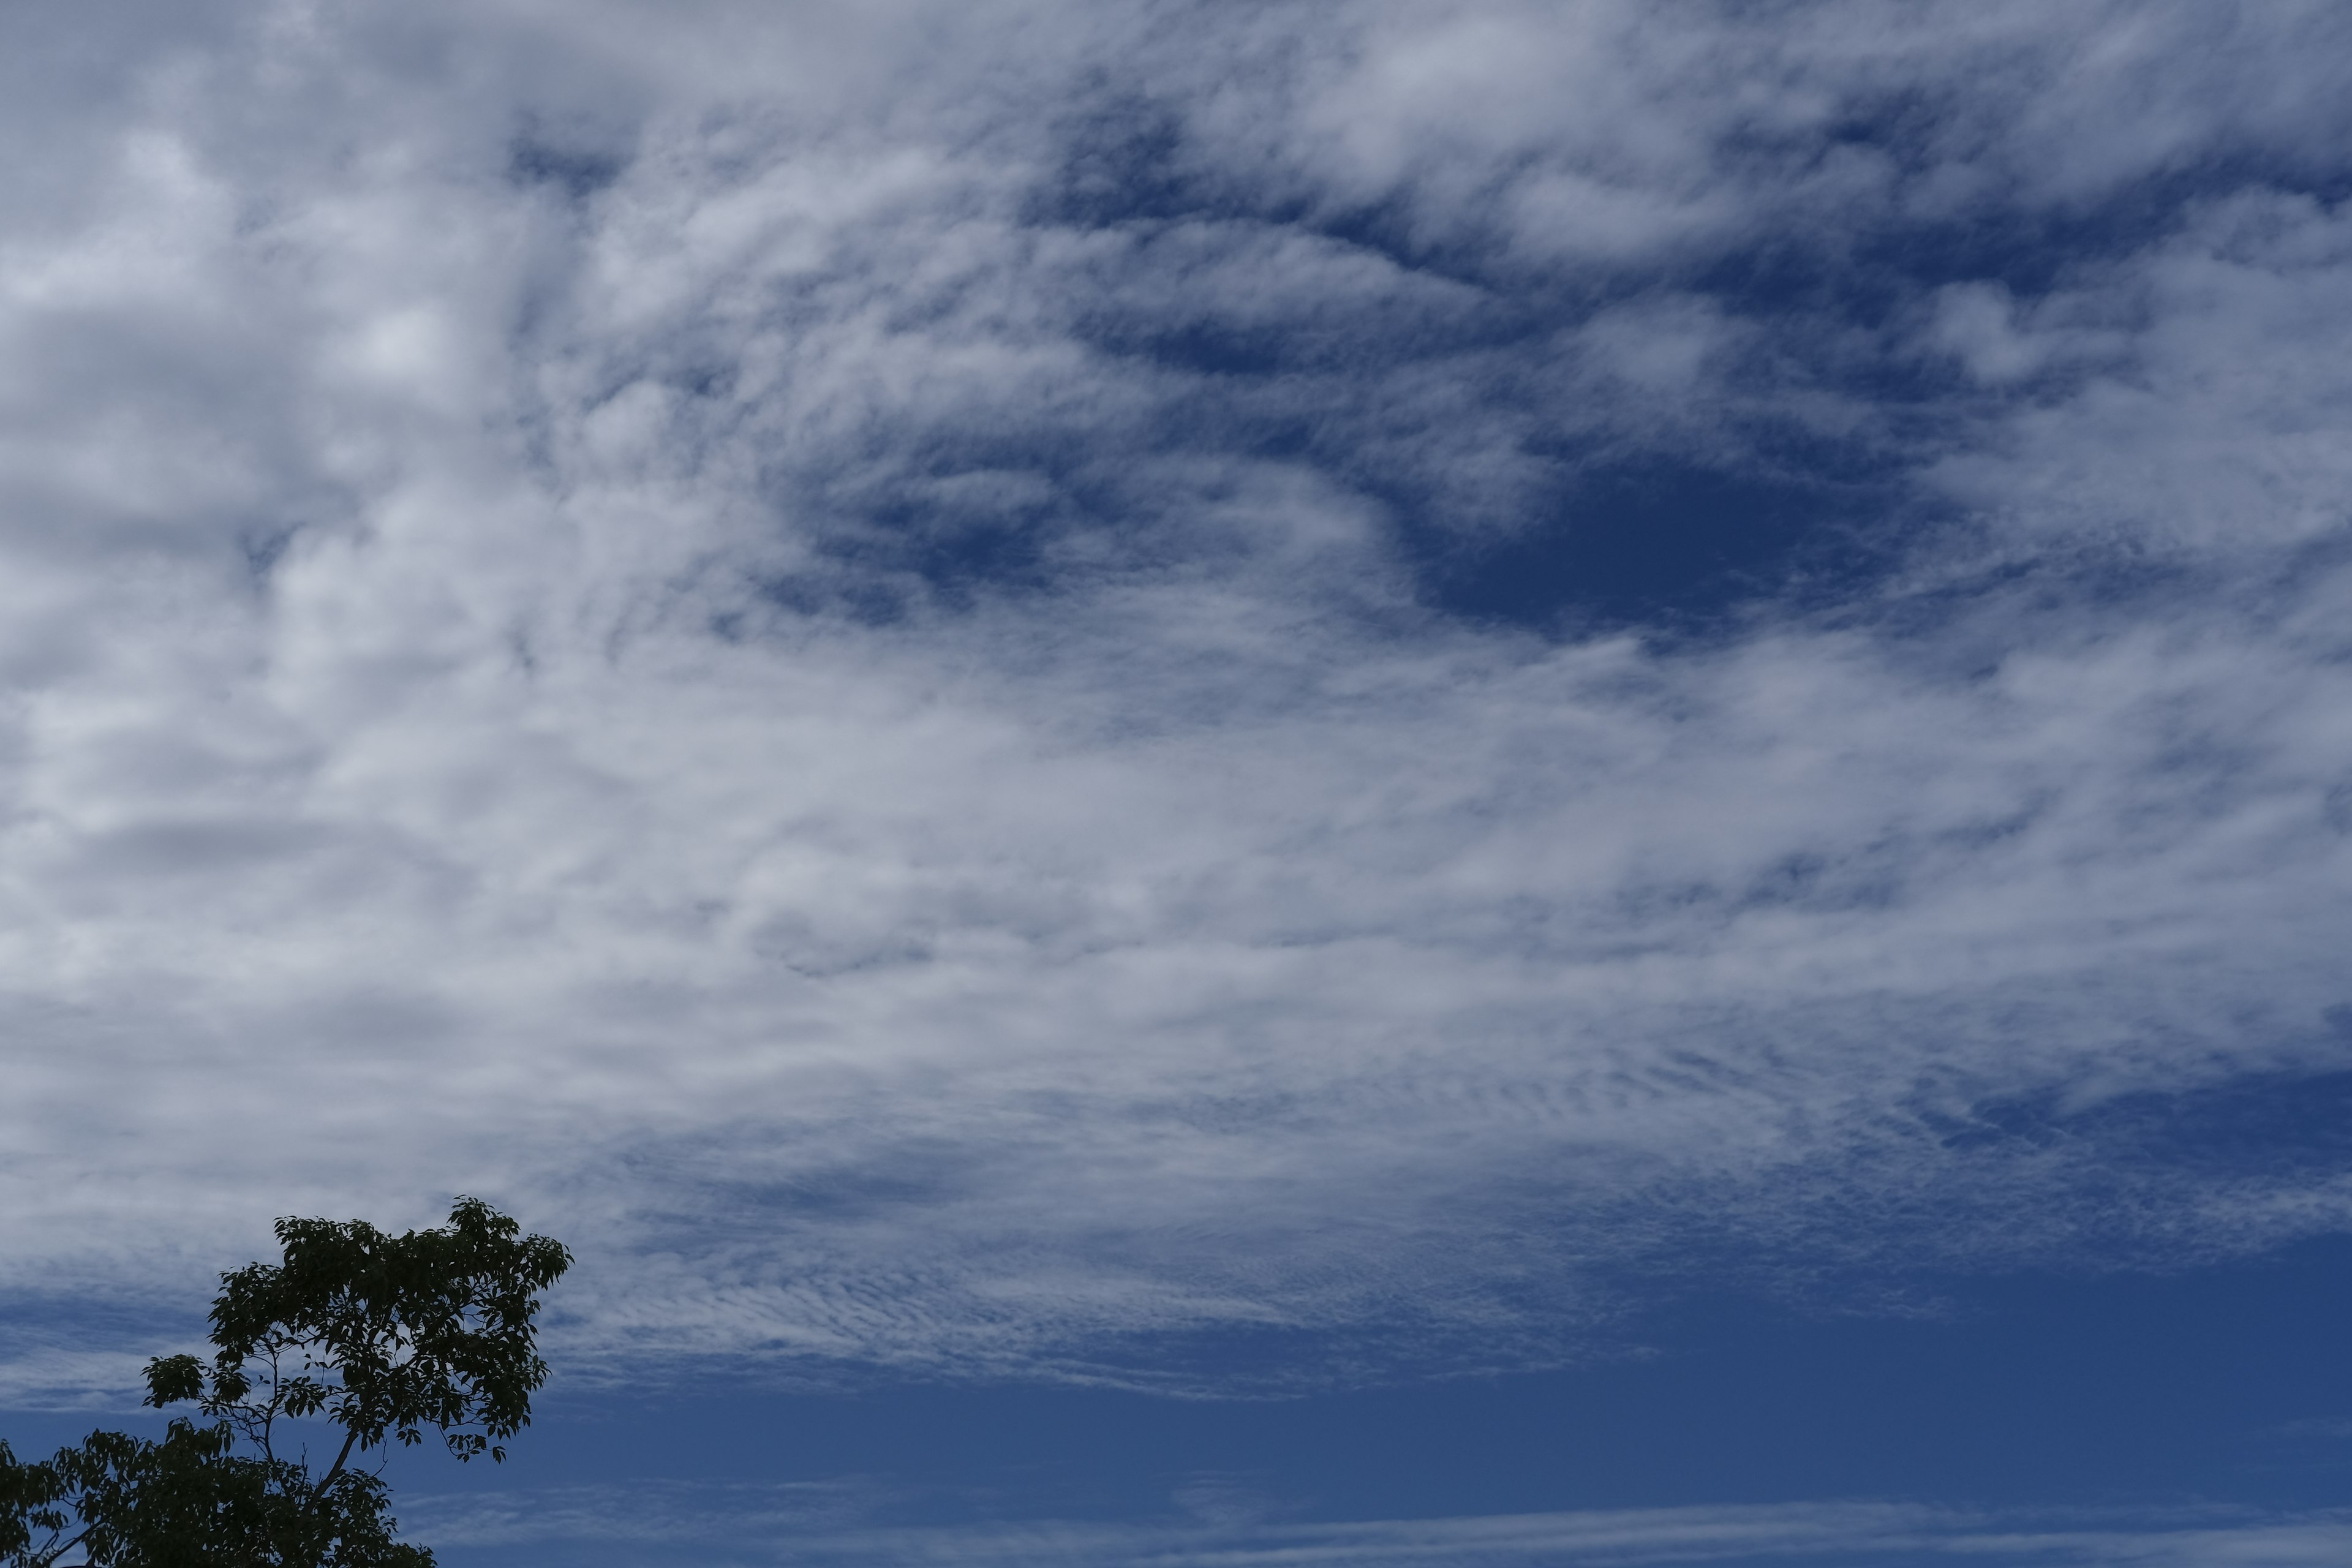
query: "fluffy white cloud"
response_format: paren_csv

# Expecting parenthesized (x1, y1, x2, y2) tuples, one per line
(2, 0, 2350, 1396)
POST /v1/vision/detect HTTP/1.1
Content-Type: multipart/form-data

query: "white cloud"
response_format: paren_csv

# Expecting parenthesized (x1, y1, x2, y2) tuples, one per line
(1924, 192, 2352, 552)
(1, 0, 2350, 1398)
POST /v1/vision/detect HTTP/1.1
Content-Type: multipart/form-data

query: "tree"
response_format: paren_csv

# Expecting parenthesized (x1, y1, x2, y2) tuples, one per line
(1, 1197, 570, 1567)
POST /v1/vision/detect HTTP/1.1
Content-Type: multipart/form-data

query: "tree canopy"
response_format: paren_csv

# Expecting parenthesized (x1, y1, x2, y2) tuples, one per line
(1, 1197, 570, 1567)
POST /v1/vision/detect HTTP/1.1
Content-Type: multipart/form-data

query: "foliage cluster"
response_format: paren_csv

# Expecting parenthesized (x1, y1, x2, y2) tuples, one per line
(1, 1199, 569, 1567)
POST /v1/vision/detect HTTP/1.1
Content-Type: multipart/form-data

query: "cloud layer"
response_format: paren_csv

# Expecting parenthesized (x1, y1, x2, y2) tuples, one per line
(4, 0, 2352, 1396)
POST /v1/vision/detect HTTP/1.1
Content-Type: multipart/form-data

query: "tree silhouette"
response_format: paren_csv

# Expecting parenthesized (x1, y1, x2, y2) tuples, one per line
(1, 1197, 570, 1567)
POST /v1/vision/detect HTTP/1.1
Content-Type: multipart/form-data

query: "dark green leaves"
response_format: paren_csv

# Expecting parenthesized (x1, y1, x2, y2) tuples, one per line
(2, 1198, 568, 1568)
(31, 1420, 434, 1568)
(178, 1196, 573, 1468)
(0, 1440, 72, 1561)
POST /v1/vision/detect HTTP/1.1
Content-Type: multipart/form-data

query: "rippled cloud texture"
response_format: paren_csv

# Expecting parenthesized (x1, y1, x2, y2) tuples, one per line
(6, 0, 2352, 1408)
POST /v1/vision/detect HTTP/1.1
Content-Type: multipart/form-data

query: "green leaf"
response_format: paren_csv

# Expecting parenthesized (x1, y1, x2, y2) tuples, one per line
(5, 1198, 565, 1568)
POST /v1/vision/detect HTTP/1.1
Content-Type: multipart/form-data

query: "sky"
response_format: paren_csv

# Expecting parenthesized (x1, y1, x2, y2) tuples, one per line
(4, 1, 2352, 1563)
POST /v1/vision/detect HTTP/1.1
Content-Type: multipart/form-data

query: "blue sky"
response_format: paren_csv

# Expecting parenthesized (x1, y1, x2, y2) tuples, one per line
(5, 2, 2352, 1563)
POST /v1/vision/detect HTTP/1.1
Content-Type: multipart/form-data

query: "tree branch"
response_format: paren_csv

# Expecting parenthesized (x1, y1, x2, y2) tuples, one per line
(308, 1425, 360, 1509)
(43, 1523, 88, 1568)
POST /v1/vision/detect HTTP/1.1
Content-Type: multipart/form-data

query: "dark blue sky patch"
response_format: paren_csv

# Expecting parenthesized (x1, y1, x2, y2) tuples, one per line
(749, 426, 1924, 651)
(1092, 314, 1308, 383)
(754, 459, 1107, 622)
(1058, 214, 1516, 380)
(1030, 92, 1200, 231)
(1402, 459, 1904, 636)
(821, 499, 1059, 612)
(748, 570, 916, 628)
(508, 137, 627, 202)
